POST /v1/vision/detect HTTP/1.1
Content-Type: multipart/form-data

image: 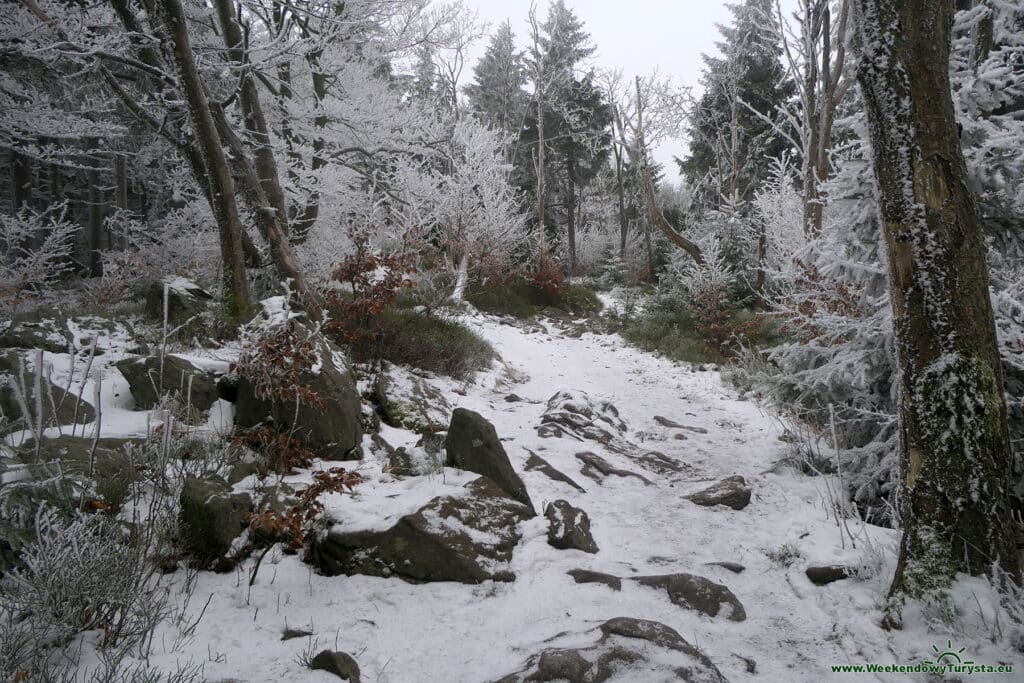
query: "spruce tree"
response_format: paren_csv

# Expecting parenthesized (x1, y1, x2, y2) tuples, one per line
(465, 21, 528, 139)
(681, 0, 793, 212)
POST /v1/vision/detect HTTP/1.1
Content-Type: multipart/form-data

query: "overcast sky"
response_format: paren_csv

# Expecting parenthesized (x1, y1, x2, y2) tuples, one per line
(458, 0, 794, 173)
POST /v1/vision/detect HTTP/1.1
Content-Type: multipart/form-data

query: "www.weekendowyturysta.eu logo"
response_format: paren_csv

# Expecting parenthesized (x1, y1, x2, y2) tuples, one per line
(925, 639, 972, 667)
(829, 640, 1015, 676)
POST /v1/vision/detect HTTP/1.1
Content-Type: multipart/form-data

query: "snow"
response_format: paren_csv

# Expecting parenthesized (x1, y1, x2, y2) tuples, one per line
(322, 468, 478, 534)
(21, 310, 1024, 681)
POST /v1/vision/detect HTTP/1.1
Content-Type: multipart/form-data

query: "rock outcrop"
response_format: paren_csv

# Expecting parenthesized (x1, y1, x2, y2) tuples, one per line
(444, 408, 534, 514)
(310, 476, 532, 583)
(493, 617, 727, 682)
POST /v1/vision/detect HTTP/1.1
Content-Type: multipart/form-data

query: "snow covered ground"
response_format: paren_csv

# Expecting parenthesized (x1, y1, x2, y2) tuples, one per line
(33, 311, 1023, 682)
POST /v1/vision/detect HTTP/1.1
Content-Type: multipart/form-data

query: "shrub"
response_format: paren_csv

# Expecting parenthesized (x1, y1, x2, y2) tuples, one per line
(323, 234, 415, 346)
(246, 467, 363, 585)
(1, 508, 167, 678)
(526, 249, 564, 295)
(619, 307, 721, 364)
(466, 281, 603, 318)
(350, 309, 496, 379)
(552, 285, 603, 315)
(232, 317, 325, 411)
(465, 283, 537, 318)
(232, 427, 317, 475)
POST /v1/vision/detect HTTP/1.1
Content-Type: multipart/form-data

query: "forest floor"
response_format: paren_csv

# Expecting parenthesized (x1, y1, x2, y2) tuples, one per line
(57, 302, 1024, 682)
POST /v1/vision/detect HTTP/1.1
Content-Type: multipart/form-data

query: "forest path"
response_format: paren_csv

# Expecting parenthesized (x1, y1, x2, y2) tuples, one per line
(181, 310, 959, 682)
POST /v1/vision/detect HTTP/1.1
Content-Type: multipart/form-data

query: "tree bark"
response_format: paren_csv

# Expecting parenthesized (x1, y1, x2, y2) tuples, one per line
(114, 154, 128, 251)
(212, 0, 320, 317)
(566, 156, 577, 276)
(158, 0, 250, 320)
(11, 151, 32, 213)
(853, 0, 1021, 610)
(86, 143, 105, 277)
(536, 74, 547, 254)
(612, 122, 628, 259)
(213, 0, 289, 226)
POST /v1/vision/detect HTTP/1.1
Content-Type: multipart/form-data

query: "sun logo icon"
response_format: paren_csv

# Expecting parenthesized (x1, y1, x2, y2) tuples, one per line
(924, 640, 974, 666)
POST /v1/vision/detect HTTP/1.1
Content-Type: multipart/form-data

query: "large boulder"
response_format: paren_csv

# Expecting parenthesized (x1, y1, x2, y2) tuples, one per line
(686, 476, 752, 511)
(114, 354, 221, 413)
(145, 276, 213, 335)
(310, 650, 361, 682)
(310, 476, 532, 583)
(233, 319, 362, 460)
(1, 351, 95, 435)
(180, 474, 253, 570)
(0, 319, 71, 353)
(636, 573, 747, 622)
(373, 363, 450, 433)
(444, 408, 535, 514)
(493, 617, 727, 683)
(545, 500, 598, 554)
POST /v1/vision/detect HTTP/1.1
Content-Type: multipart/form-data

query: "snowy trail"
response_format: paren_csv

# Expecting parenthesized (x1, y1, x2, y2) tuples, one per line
(157, 313, 1016, 682)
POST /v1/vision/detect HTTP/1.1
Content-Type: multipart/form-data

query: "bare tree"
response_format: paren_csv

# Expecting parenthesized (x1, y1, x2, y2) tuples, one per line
(610, 72, 704, 266)
(774, 0, 853, 236)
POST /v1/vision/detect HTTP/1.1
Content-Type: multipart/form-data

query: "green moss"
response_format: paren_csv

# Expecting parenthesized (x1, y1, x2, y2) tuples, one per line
(895, 353, 1014, 592)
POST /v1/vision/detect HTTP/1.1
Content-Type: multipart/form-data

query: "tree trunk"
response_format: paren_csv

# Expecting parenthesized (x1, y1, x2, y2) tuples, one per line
(158, 0, 250, 320)
(213, 0, 289, 226)
(970, 0, 994, 70)
(536, 77, 547, 254)
(853, 0, 1021, 611)
(612, 130, 628, 259)
(566, 159, 577, 276)
(803, 2, 822, 236)
(450, 253, 469, 303)
(114, 154, 128, 251)
(11, 151, 32, 213)
(211, 0, 320, 317)
(642, 219, 654, 282)
(86, 145, 105, 277)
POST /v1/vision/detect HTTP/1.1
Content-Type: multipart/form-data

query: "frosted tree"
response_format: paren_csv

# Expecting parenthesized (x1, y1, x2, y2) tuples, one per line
(465, 21, 529, 143)
(681, 0, 794, 213)
(769, 0, 855, 236)
(853, 0, 1020, 613)
(433, 120, 528, 302)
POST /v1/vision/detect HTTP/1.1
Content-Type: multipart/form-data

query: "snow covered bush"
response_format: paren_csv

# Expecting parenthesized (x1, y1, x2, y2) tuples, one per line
(0, 206, 77, 318)
(96, 203, 220, 301)
(725, 124, 900, 525)
(436, 120, 528, 301)
(0, 508, 168, 678)
(751, 154, 805, 288)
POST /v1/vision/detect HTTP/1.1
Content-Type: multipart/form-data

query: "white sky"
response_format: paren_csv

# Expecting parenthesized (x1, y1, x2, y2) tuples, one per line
(458, 0, 797, 173)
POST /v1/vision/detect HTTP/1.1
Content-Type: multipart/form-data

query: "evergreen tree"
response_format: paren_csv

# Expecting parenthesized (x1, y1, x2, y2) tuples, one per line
(517, 0, 611, 267)
(464, 21, 528, 139)
(681, 0, 793, 212)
